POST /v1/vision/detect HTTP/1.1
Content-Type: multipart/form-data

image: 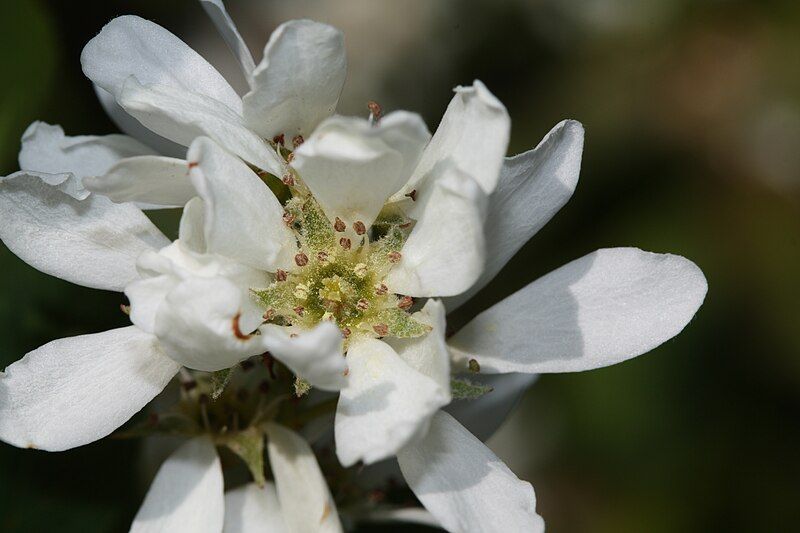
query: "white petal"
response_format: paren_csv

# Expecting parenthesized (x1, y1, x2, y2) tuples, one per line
(446, 119, 584, 310)
(398, 80, 510, 198)
(94, 85, 186, 158)
(223, 482, 288, 533)
(335, 338, 448, 467)
(0, 326, 179, 451)
(200, 0, 256, 85)
(243, 20, 346, 139)
(449, 248, 708, 373)
(385, 162, 487, 297)
(81, 15, 241, 112)
(260, 323, 347, 392)
(187, 137, 295, 271)
(82, 155, 193, 207)
(131, 437, 224, 533)
(153, 276, 269, 371)
(265, 423, 343, 533)
(292, 112, 429, 229)
(118, 78, 284, 176)
(385, 299, 450, 394)
(0, 172, 169, 291)
(179, 196, 207, 252)
(18, 121, 155, 181)
(363, 508, 440, 528)
(397, 411, 544, 533)
(445, 373, 538, 442)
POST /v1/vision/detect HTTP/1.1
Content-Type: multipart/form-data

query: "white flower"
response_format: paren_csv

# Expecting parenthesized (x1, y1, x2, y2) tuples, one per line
(131, 424, 341, 533)
(0, 2, 708, 532)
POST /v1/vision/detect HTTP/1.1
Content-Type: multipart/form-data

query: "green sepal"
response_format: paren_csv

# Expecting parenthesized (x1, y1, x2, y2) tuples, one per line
(226, 427, 266, 487)
(450, 378, 493, 400)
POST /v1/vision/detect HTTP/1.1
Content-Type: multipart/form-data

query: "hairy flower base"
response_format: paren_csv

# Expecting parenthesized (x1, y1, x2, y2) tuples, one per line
(252, 180, 430, 345)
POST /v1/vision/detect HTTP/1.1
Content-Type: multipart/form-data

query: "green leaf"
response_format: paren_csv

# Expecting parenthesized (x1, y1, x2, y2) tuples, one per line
(226, 427, 266, 487)
(451, 378, 493, 400)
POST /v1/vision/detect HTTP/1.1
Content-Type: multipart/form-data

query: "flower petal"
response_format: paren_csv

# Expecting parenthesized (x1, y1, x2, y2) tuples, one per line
(153, 276, 269, 372)
(363, 508, 440, 529)
(449, 248, 708, 373)
(260, 323, 347, 392)
(446, 119, 584, 310)
(243, 20, 346, 139)
(0, 172, 169, 291)
(187, 137, 295, 271)
(0, 326, 179, 451)
(335, 338, 448, 467)
(445, 373, 538, 442)
(131, 437, 224, 533)
(385, 299, 450, 394)
(18, 121, 155, 182)
(398, 80, 509, 198)
(82, 155, 193, 208)
(224, 482, 288, 533)
(292, 112, 429, 229)
(81, 15, 241, 112)
(385, 162, 487, 297)
(265, 422, 343, 533)
(118, 78, 284, 176)
(397, 411, 545, 533)
(200, 0, 256, 85)
(94, 85, 186, 158)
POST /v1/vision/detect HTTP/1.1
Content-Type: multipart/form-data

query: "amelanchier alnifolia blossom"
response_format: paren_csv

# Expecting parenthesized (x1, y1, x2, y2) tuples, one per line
(0, 1, 708, 532)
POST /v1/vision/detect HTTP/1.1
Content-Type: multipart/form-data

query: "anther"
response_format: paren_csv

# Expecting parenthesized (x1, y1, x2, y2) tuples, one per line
(353, 221, 366, 235)
(398, 296, 414, 310)
(293, 306, 305, 316)
(373, 323, 389, 337)
(341, 327, 351, 338)
(334, 217, 346, 232)
(282, 212, 295, 226)
(375, 283, 388, 295)
(405, 189, 417, 201)
(282, 173, 295, 187)
(317, 251, 329, 262)
(468, 359, 481, 373)
(356, 298, 370, 311)
(339, 237, 352, 250)
(120, 304, 131, 315)
(292, 135, 304, 148)
(295, 252, 309, 266)
(367, 100, 382, 124)
(286, 152, 295, 163)
(275, 269, 287, 282)
(387, 251, 402, 263)
(262, 309, 276, 321)
(272, 134, 285, 146)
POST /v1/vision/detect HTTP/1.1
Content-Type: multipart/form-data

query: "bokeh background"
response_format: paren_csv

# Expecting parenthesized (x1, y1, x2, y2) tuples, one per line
(1, 0, 799, 531)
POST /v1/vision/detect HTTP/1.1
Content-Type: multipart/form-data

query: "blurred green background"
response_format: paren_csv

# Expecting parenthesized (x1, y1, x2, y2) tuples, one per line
(1, 0, 798, 531)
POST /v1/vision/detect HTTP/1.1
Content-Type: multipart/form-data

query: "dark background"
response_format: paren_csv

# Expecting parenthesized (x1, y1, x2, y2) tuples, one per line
(1, 0, 799, 531)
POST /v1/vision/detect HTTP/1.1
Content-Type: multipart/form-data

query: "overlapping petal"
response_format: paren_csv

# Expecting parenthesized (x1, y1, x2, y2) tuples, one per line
(385, 162, 487, 297)
(0, 327, 179, 451)
(449, 248, 708, 373)
(131, 437, 224, 533)
(265, 422, 343, 533)
(292, 112, 429, 229)
(397, 411, 545, 533)
(0, 172, 168, 291)
(446, 119, 585, 310)
(223, 482, 288, 533)
(200, 0, 257, 85)
(81, 15, 241, 112)
(243, 19, 346, 139)
(335, 337, 448, 466)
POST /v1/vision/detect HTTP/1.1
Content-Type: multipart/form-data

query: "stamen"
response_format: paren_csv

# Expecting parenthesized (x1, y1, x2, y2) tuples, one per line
(468, 359, 481, 373)
(295, 252, 309, 267)
(334, 217, 346, 232)
(387, 251, 402, 263)
(292, 135, 304, 148)
(405, 189, 417, 201)
(282, 212, 295, 226)
(317, 251, 329, 262)
(373, 323, 389, 336)
(120, 303, 131, 315)
(353, 221, 366, 235)
(293, 305, 305, 316)
(275, 269, 288, 282)
(339, 237, 352, 250)
(341, 327, 351, 338)
(367, 100, 382, 124)
(356, 298, 370, 311)
(398, 296, 414, 310)
(375, 283, 388, 295)
(262, 309, 276, 321)
(282, 173, 295, 187)
(272, 134, 285, 146)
